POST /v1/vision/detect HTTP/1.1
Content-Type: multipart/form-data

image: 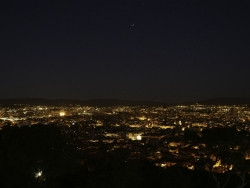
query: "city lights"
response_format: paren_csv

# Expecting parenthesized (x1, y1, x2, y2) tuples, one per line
(35, 170, 42, 178)
(2, 0, 249, 187)
(136, 135, 142, 140)
(1, 102, 250, 177)
(59, 111, 65, 116)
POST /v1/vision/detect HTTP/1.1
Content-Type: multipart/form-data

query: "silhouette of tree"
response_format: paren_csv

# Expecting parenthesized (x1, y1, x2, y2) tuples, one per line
(202, 127, 250, 188)
(0, 124, 77, 188)
(184, 129, 200, 144)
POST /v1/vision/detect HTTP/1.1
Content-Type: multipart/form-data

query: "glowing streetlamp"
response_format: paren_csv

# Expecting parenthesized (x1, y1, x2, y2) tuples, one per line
(35, 170, 42, 178)
(136, 135, 142, 140)
(59, 111, 65, 116)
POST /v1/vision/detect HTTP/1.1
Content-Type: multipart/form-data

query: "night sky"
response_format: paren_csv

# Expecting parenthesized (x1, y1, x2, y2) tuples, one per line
(1, 0, 250, 102)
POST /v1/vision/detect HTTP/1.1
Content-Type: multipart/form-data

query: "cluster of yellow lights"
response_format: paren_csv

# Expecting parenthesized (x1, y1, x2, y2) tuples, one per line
(59, 111, 65, 116)
(35, 171, 42, 178)
(136, 135, 142, 140)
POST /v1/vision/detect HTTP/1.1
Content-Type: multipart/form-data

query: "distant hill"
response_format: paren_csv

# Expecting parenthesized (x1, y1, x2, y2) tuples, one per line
(0, 98, 168, 107)
(0, 97, 249, 107)
(197, 98, 250, 105)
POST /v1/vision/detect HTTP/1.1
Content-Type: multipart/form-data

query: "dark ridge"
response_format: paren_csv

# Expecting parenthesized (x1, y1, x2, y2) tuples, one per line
(198, 97, 250, 105)
(0, 98, 168, 107)
(83, 99, 167, 107)
(0, 97, 249, 107)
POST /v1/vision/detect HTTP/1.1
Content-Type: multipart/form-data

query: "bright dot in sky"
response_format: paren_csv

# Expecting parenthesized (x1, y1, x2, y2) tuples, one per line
(59, 111, 65, 116)
(136, 135, 142, 140)
(35, 171, 42, 178)
(131, 24, 135, 26)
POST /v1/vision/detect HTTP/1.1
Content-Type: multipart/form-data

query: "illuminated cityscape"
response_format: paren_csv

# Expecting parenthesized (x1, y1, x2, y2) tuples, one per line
(1, 0, 250, 187)
(1, 101, 250, 187)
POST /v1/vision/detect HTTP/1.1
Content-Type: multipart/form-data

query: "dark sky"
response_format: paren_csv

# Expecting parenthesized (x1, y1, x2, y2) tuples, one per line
(1, 0, 250, 102)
